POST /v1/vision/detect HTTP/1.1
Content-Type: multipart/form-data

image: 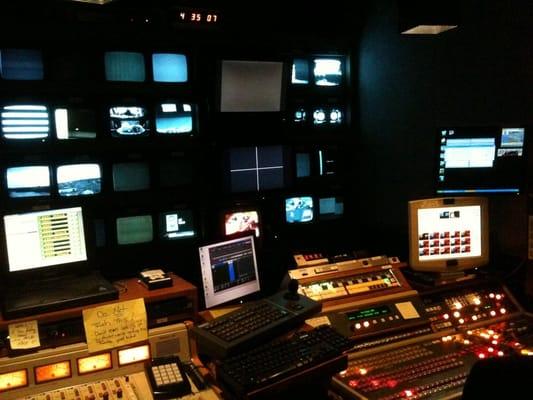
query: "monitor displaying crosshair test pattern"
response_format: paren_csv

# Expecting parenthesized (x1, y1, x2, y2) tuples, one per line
(408, 197, 489, 274)
(437, 126, 526, 194)
(198, 235, 260, 308)
(3, 207, 87, 272)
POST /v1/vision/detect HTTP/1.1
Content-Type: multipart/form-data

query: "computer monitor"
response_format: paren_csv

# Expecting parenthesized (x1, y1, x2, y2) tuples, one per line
(56, 163, 101, 197)
(109, 106, 150, 137)
(436, 126, 526, 194)
(6, 165, 51, 198)
(224, 210, 260, 238)
(105, 51, 145, 82)
(1, 105, 50, 140)
(408, 197, 489, 274)
(3, 207, 87, 273)
(198, 235, 260, 308)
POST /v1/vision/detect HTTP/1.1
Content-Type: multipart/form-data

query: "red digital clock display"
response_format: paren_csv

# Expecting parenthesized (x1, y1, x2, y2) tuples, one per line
(176, 8, 220, 25)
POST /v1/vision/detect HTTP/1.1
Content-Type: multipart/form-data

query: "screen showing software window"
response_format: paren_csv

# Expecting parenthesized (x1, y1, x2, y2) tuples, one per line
(199, 236, 260, 308)
(3, 207, 87, 272)
(417, 205, 482, 261)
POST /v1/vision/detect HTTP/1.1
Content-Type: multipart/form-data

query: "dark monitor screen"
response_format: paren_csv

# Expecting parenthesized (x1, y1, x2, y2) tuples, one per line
(152, 53, 188, 83)
(6, 165, 51, 198)
(112, 162, 150, 192)
(0, 49, 43, 80)
(116, 215, 153, 245)
(296, 153, 311, 178)
(198, 235, 260, 308)
(109, 106, 150, 137)
(285, 196, 314, 223)
(155, 103, 194, 135)
(159, 157, 193, 187)
(55, 108, 97, 139)
(224, 210, 260, 238)
(56, 163, 101, 197)
(229, 146, 286, 192)
(105, 51, 145, 82)
(437, 127, 526, 194)
(159, 209, 195, 240)
(313, 57, 343, 86)
(1, 105, 49, 140)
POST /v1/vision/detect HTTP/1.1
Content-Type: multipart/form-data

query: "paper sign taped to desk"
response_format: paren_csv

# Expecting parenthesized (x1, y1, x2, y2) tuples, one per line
(8, 320, 40, 349)
(83, 298, 148, 353)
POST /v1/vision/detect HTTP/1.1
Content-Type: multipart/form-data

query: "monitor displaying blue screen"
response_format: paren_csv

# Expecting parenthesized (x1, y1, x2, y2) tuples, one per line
(296, 153, 311, 178)
(57, 163, 101, 197)
(55, 108, 97, 139)
(105, 51, 145, 82)
(313, 58, 342, 86)
(229, 146, 285, 192)
(1, 105, 49, 140)
(319, 197, 344, 220)
(6, 166, 50, 198)
(0, 49, 43, 80)
(116, 215, 153, 245)
(155, 103, 194, 135)
(109, 106, 149, 137)
(159, 209, 195, 240)
(112, 162, 150, 191)
(291, 58, 309, 84)
(285, 196, 314, 223)
(152, 53, 188, 83)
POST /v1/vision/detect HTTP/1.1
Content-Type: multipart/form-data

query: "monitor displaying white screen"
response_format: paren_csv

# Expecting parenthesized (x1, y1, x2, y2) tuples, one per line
(155, 103, 194, 135)
(152, 53, 188, 83)
(6, 165, 50, 198)
(116, 215, 153, 245)
(1, 105, 49, 140)
(159, 209, 195, 240)
(224, 211, 260, 237)
(220, 60, 283, 112)
(109, 106, 150, 137)
(55, 108, 97, 139)
(286, 196, 314, 223)
(408, 197, 489, 273)
(3, 207, 87, 272)
(313, 58, 343, 86)
(56, 163, 101, 196)
(199, 235, 260, 308)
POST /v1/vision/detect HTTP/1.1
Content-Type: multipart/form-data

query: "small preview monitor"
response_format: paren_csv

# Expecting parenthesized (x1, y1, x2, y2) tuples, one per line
(293, 107, 307, 124)
(437, 127, 526, 194)
(56, 163, 101, 197)
(198, 235, 260, 308)
(285, 196, 314, 223)
(116, 215, 153, 245)
(6, 165, 50, 198)
(155, 103, 195, 135)
(296, 152, 311, 178)
(0, 49, 43, 80)
(3, 207, 87, 272)
(229, 146, 286, 192)
(291, 58, 309, 84)
(1, 105, 49, 140)
(224, 210, 260, 238)
(312, 106, 343, 125)
(313, 57, 343, 86)
(408, 197, 489, 273)
(220, 60, 284, 112)
(159, 209, 195, 240)
(152, 53, 188, 83)
(112, 162, 150, 192)
(319, 197, 344, 220)
(105, 51, 146, 82)
(109, 106, 150, 137)
(55, 108, 97, 139)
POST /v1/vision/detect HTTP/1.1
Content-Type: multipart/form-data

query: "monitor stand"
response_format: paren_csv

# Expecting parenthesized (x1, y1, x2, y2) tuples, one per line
(403, 268, 476, 287)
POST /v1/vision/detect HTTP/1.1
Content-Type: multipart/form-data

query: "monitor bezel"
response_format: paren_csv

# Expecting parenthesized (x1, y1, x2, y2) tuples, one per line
(408, 196, 489, 273)
(222, 207, 262, 239)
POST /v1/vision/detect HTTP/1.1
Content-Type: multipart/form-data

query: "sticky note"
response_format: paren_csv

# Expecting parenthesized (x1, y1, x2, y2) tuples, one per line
(8, 320, 40, 349)
(395, 301, 420, 319)
(83, 298, 147, 353)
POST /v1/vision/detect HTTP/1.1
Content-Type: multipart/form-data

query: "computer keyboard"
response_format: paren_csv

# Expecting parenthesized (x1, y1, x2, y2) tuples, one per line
(217, 325, 351, 398)
(192, 291, 322, 359)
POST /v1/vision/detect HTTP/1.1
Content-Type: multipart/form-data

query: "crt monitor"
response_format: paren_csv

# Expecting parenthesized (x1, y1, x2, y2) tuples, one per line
(408, 197, 489, 274)
(3, 207, 87, 273)
(437, 126, 526, 194)
(224, 210, 260, 238)
(1, 105, 50, 140)
(198, 235, 260, 308)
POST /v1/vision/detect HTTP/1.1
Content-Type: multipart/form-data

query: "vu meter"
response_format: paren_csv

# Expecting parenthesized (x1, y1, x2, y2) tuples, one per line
(0, 369, 28, 393)
(77, 353, 112, 375)
(35, 361, 71, 384)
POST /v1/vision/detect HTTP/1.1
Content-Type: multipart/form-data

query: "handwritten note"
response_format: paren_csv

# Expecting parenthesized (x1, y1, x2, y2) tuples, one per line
(8, 320, 40, 349)
(83, 298, 147, 353)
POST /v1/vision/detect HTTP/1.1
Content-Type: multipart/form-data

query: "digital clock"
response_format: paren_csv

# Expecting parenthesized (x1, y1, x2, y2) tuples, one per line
(175, 8, 220, 26)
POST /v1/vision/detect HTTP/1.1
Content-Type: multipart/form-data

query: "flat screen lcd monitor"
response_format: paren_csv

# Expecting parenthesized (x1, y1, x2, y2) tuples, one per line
(152, 53, 188, 83)
(408, 197, 489, 273)
(225, 211, 260, 237)
(313, 58, 343, 86)
(437, 127, 526, 194)
(109, 107, 150, 137)
(3, 207, 87, 272)
(116, 215, 153, 245)
(199, 235, 260, 308)
(57, 163, 101, 197)
(6, 165, 50, 198)
(0, 49, 43, 80)
(285, 196, 314, 223)
(155, 103, 194, 135)
(220, 60, 283, 112)
(105, 51, 145, 82)
(1, 105, 49, 140)
(291, 58, 309, 84)
(160, 210, 195, 240)
(55, 108, 97, 139)
(112, 162, 150, 192)
(229, 146, 285, 192)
